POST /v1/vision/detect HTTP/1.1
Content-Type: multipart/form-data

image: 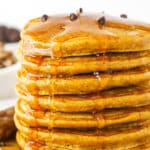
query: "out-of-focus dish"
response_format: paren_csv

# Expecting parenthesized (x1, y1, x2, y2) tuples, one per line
(0, 42, 17, 68)
(0, 25, 19, 148)
(0, 43, 19, 100)
(0, 24, 20, 101)
(0, 43, 18, 144)
(0, 25, 20, 43)
(0, 43, 18, 148)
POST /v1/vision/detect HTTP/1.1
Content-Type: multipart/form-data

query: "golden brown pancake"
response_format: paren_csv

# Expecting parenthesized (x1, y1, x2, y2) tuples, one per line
(15, 13, 150, 150)
(17, 66, 150, 95)
(15, 99, 150, 129)
(16, 131, 150, 150)
(20, 51, 150, 75)
(16, 83, 150, 112)
(14, 116, 150, 147)
(20, 14, 150, 58)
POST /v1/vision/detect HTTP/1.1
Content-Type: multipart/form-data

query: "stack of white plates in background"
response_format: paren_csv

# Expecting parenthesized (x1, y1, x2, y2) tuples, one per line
(0, 43, 19, 110)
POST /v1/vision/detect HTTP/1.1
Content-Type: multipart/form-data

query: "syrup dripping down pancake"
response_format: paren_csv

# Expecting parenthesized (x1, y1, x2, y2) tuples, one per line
(15, 12, 150, 150)
(14, 116, 150, 147)
(20, 51, 150, 75)
(15, 99, 150, 129)
(17, 66, 150, 95)
(16, 131, 150, 150)
(16, 83, 150, 112)
(20, 14, 150, 58)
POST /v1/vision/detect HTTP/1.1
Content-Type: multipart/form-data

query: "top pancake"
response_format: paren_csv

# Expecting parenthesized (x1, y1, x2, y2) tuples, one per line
(20, 13, 150, 58)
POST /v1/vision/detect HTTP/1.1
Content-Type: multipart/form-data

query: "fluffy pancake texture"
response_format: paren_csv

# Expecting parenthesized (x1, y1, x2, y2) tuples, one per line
(16, 83, 150, 112)
(19, 14, 150, 57)
(21, 51, 150, 75)
(15, 12, 150, 149)
(15, 99, 150, 129)
(16, 132, 150, 150)
(15, 116, 150, 147)
(17, 66, 150, 95)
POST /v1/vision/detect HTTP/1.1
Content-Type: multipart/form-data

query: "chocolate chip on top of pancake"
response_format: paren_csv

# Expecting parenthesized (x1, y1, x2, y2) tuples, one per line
(15, 11, 150, 149)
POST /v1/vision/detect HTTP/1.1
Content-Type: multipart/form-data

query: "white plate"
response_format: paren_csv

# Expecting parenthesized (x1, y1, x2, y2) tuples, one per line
(0, 43, 19, 110)
(0, 98, 17, 110)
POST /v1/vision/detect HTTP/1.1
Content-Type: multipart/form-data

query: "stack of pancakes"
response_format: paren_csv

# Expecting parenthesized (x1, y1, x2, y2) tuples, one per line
(15, 13, 150, 149)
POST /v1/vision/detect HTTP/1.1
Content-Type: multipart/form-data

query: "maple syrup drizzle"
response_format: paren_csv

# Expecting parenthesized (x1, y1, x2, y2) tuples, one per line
(19, 13, 150, 59)
(15, 12, 150, 148)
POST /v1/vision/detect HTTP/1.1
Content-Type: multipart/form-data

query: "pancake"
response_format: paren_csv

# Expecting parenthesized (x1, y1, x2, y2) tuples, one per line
(15, 12, 150, 149)
(14, 116, 150, 147)
(16, 83, 150, 112)
(15, 99, 150, 129)
(20, 14, 150, 58)
(17, 66, 150, 95)
(16, 131, 150, 150)
(21, 51, 150, 75)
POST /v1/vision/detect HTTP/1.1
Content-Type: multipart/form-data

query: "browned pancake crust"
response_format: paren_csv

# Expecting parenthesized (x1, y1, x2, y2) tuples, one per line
(20, 14, 150, 58)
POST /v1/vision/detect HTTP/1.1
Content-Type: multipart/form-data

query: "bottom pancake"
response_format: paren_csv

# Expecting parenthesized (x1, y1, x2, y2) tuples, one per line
(15, 99, 150, 129)
(14, 115, 150, 147)
(16, 131, 150, 150)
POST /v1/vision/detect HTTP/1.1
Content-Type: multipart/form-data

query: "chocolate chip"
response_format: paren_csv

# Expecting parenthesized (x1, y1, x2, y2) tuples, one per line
(120, 14, 127, 18)
(79, 8, 83, 13)
(98, 16, 106, 25)
(70, 13, 78, 21)
(41, 14, 48, 22)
